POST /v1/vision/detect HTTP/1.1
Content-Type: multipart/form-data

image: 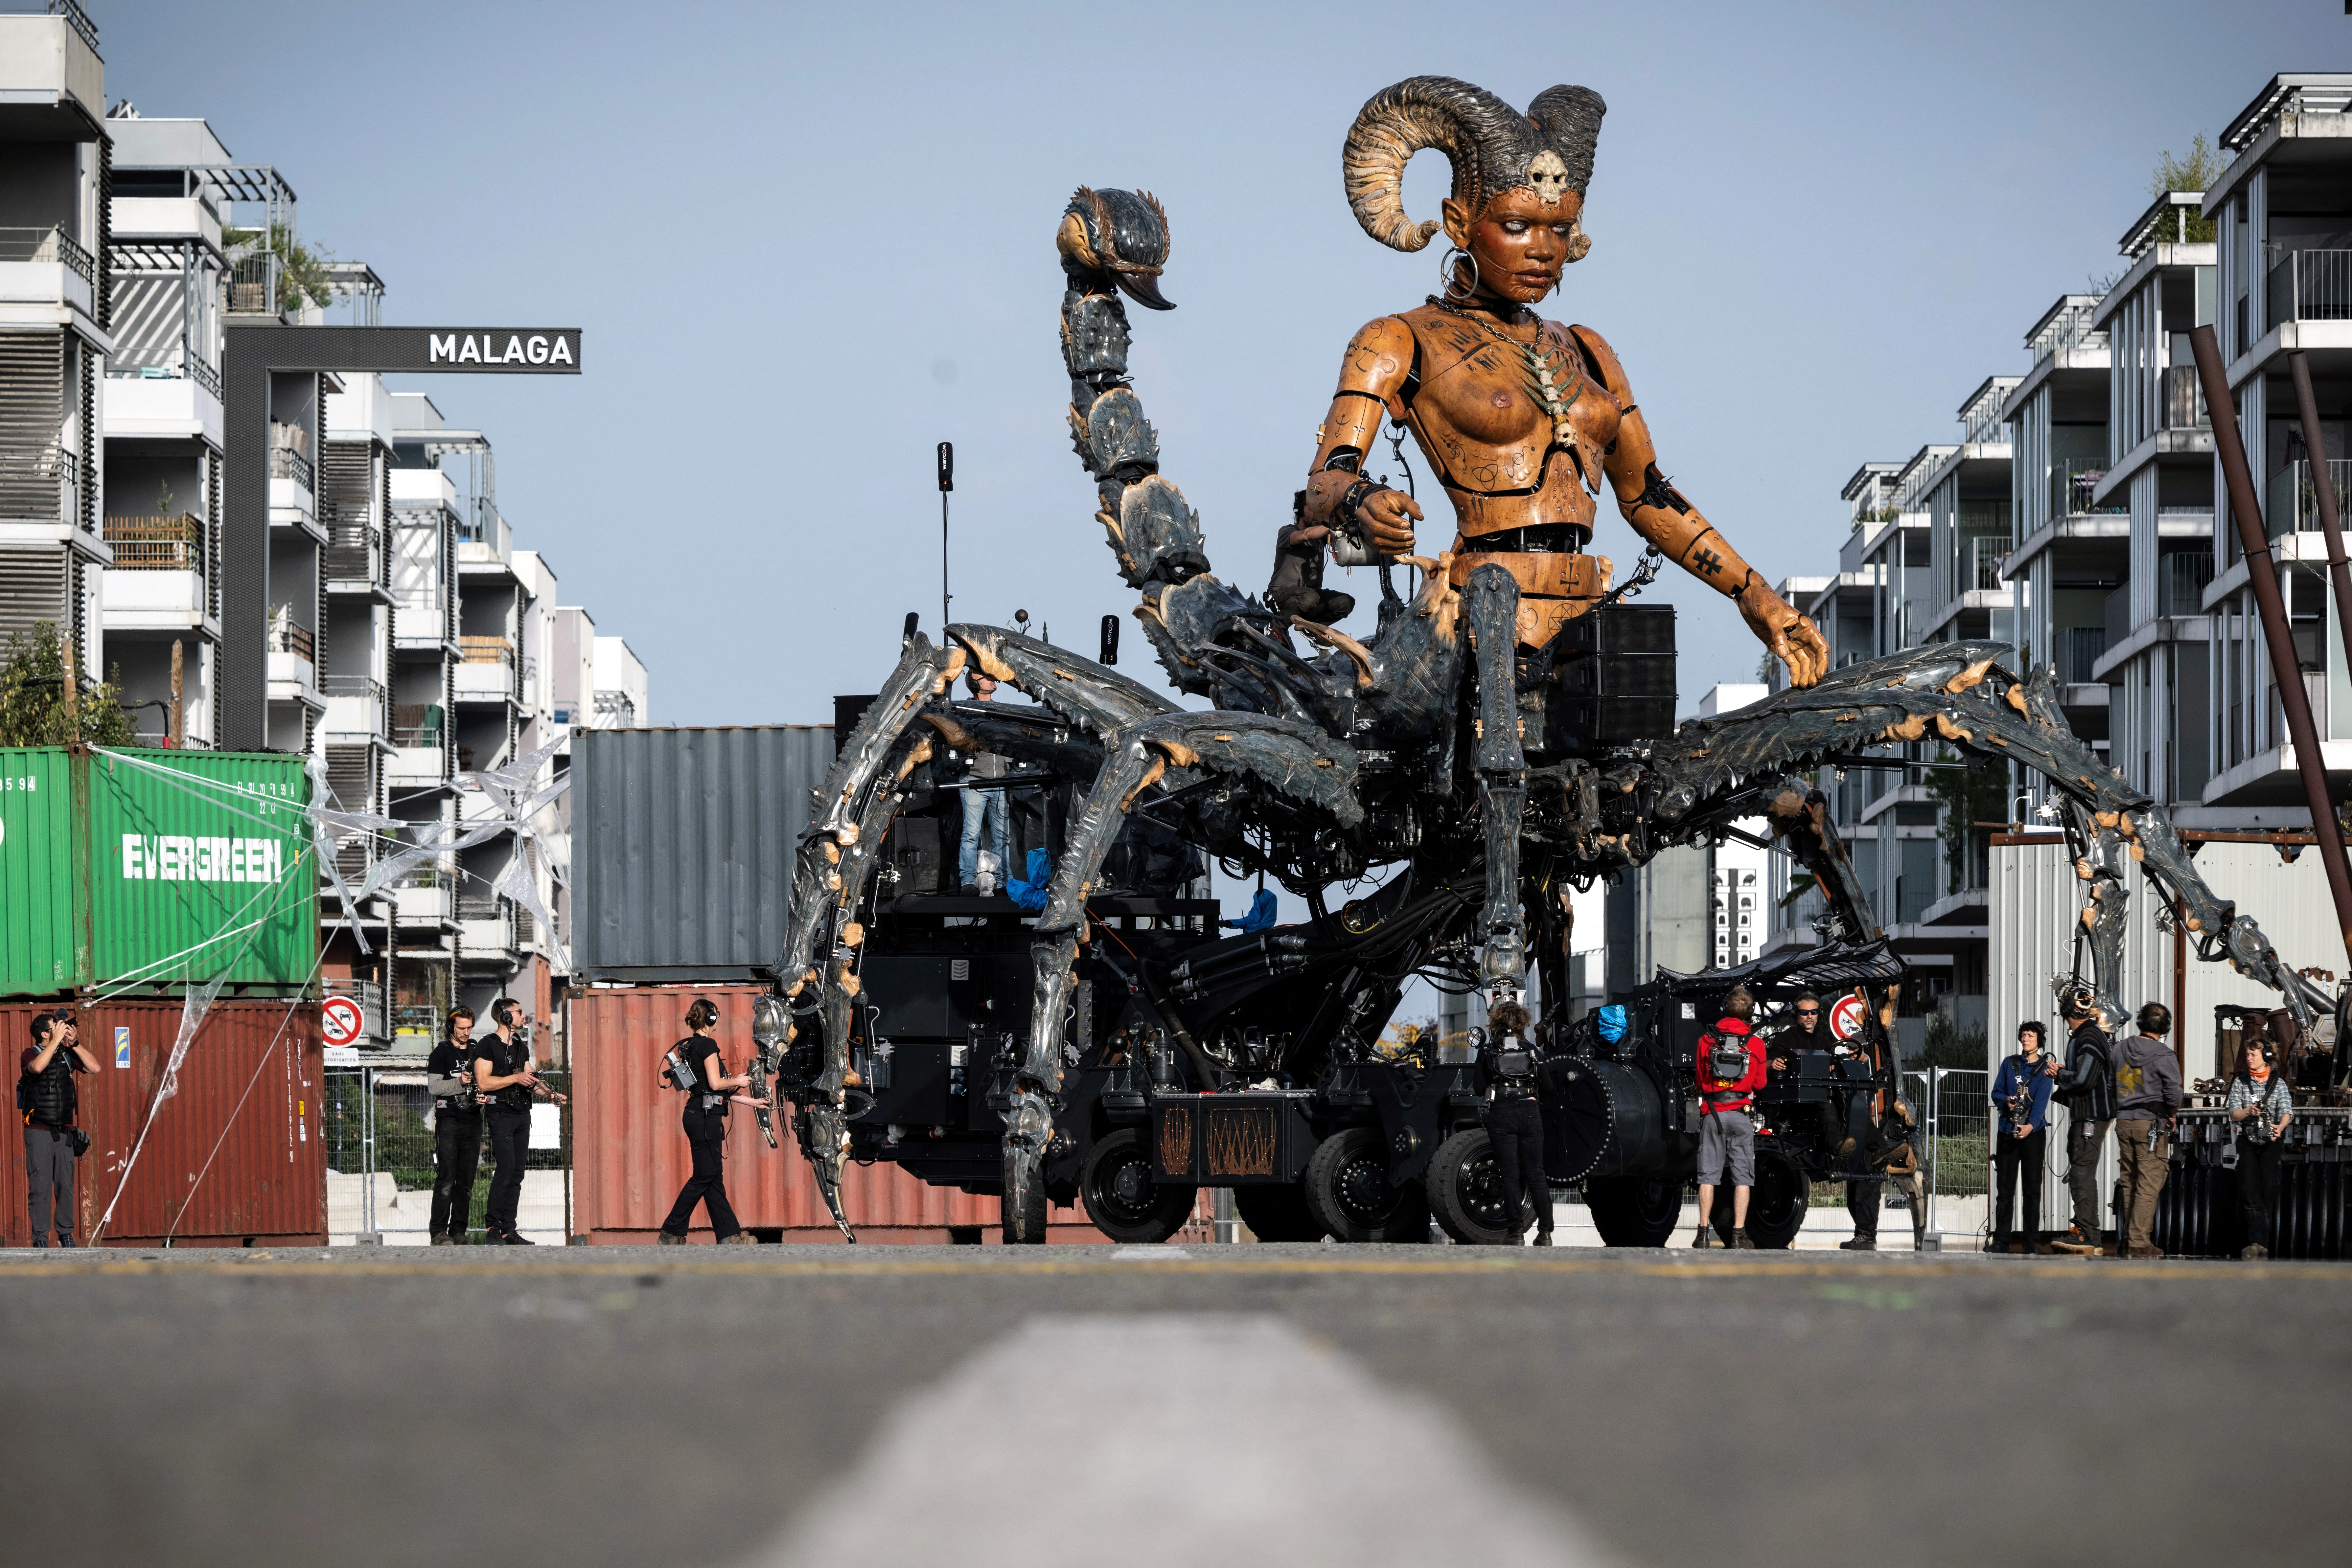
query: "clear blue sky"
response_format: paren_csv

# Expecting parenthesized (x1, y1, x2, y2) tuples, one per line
(98, 0, 2346, 723)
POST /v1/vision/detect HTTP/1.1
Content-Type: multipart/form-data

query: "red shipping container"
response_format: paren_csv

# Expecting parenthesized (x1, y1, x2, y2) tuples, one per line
(4, 996, 325, 1247)
(571, 984, 1117, 1243)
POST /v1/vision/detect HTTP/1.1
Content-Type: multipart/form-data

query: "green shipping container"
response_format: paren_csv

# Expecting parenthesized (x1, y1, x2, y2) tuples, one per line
(0, 747, 317, 997)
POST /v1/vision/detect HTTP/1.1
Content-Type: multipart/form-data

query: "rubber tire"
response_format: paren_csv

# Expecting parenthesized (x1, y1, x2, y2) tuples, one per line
(1426, 1128, 1527, 1245)
(1586, 1171, 1685, 1247)
(1305, 1127, 1430, 1243)
(1709, 1147, 1809, 1249)
(1079, 1128, 1196, 1244)
(1233, 1181, 1326, 1242)
(1001, 1151, 1049, 1245)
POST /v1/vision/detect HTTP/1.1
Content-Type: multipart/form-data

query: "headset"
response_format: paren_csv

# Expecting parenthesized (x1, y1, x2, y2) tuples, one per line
(491, 998, 520, 1029)
(685, 997, 719, 1031)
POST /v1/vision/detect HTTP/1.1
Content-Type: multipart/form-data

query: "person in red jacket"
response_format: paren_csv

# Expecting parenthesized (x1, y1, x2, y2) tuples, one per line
(1694, 985, 1766, 1249)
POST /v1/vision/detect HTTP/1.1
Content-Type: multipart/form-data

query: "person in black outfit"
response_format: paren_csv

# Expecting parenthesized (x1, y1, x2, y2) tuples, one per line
(471, 999, 565, 1245)
(425, 1007, 484, 1245)
(660, 998, 764, 1245)
(2050, 985, 2115, 1254)
(1477, 1000, 1552, 1246)
(18, 1010, 97, 1248)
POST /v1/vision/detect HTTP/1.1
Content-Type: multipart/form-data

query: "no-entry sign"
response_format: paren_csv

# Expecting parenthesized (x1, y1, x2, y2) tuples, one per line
(1829, 993, 1866, 1042)
(322, 995, 364, 1049)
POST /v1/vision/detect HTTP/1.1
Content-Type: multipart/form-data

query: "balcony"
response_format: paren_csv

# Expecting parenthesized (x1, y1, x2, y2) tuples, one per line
(2159, 551, 2212, 616)
(1964, 534, 2005, 592)
(266, 613, 317, 694)
(392, 587, 452, 649)
(0, 227, 96, 318)
(2266, 460, 2352, 538)
(324, 521, 384, 589)
(457, 894, 516, 954)
(0, 444, 80, 526)
(2267, 249, 2352, 331)
(2056, 625, 2109, 686)
(454, 636, 519, 703)
(269, 443, 314, 492)
(321, 674, 386, 739)
(2051, 460, 2126, 520)
(101, 514, 211, 628)
(390, 705, 449, 787)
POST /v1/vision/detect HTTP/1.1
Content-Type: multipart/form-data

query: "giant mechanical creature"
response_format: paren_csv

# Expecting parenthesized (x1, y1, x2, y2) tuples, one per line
(759, 77, 2333, 1243)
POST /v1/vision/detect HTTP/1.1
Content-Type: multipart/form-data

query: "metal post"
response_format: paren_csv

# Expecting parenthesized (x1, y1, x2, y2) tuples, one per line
(937, 441, 954, 635)
(2191, 325, 2352, 971)
(360, 1067, 377, 1244)
(2289, 352, 2352, 685)
(1928, 1066, 1942, 1242)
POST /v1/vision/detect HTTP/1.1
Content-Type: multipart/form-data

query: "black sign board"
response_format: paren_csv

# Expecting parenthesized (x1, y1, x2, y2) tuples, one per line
(221, 325, 582, 750)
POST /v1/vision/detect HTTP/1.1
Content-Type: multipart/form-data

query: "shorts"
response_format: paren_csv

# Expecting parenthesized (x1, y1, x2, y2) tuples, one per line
(1698, 1109, 1755, 1187)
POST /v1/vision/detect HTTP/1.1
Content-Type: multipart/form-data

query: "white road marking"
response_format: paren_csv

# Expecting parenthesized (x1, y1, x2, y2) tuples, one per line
(1112, 1245, 1192, 1260)
(761, 1314, 1623, 1567)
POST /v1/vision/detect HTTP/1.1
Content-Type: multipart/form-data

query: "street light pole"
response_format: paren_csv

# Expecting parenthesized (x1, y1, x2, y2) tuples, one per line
(938, 441, 954, 636)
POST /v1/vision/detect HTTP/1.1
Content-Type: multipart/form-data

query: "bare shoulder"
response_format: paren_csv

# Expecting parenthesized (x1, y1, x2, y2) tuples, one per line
(1337, 315, 1416, 389)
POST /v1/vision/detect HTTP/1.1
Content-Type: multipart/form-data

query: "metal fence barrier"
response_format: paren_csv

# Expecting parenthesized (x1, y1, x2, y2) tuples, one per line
(1914, 1067, 1989, 1247)
(325, 1065, 572, 1243)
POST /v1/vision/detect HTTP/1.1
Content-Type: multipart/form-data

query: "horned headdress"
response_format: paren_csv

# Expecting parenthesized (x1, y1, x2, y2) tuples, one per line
(1343, 76, 1606, 260)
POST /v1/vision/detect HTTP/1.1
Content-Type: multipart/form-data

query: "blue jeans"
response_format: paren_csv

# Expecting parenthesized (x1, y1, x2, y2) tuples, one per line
(959, 787, 1009, 889)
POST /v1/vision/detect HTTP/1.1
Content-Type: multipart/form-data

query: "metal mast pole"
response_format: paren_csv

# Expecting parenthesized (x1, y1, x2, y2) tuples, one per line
(2191, 326, 2352, 969)
(938, 441, 954, 635)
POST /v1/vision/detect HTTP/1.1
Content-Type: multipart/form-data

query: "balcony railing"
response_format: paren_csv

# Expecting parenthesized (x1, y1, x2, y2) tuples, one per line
(321, 674, 386, 737)
(2159, 551, 2213, 616)
(0, 226, 95, 287)
(112, 344, 224, 400)
(459, 635, 516, 668)
(2268, 250, 2352, 331)
(1964, 534, 2006, 592)
(269, 445, 315, 492)
(2104, 584, 2132, 650)
(267, 616, 315, 664)
(323, 522, 382, 584)
(2050, 459, 2125, 519)
(102, 513, 205, 573)
(2162, 364, 2206, 430)
(2057, 625, 2109, 685)
(0, 443, 79, 524)
(2266, 460, 2352, 538)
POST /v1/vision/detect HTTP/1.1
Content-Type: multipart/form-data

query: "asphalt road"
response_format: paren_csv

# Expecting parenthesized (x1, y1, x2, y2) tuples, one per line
(2, 1246, 2345, 1568)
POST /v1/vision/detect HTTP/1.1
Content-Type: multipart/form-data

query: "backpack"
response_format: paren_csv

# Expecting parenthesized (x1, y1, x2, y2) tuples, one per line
(1707, 1030, 1750, 1084)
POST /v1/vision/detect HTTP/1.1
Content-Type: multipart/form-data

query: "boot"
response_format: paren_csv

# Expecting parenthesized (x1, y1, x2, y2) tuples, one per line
(719, 1232, 757, 1246)
(1532, 1230, 1555, 1248)
(1691, 1224, 1712, 1249)
(657, 1230, 687, 1245)
(430, 1232, 452, 1247)
(1839, 1235, 1876, 1251)
(1733, 1232, 1757, 1249)
(2242, 1243, 2268, 1260)
(2049, 1225, 2098, 1255)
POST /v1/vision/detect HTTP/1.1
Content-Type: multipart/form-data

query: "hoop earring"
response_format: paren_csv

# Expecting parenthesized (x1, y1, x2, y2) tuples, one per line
(1438, 246, 1480, 300)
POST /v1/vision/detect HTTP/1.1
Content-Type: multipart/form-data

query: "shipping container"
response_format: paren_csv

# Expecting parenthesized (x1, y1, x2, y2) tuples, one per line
(3, 996, 326, 1246)
(572, 727, 835, 985)
(0, 747, 316, 997)
(571, 984, 1115, 1242)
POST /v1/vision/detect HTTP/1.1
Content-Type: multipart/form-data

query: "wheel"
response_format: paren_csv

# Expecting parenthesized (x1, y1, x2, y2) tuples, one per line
(1711, 1148, 1808, 1248)
(1079, 1128, 1196, 1244)
(1000, 1148, 1049, 1245)
(1426, 1128, 1528, 1245)
(1233, 1181, 1326, 1242)
(1304, 1127, 1430, 1243)
(1586, 1171, 1685, 1247)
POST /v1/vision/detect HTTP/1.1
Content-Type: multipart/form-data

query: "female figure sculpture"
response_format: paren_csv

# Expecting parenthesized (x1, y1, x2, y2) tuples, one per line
(1294, 77, 1830, 680)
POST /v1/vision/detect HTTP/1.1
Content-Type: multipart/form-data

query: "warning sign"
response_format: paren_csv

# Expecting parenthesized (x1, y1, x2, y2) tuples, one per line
(1829, 993, 1866, 1041)
(322, 995, 365, 1048)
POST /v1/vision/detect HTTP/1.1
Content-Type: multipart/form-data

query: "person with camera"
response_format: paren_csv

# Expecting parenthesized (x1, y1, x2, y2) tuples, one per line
(1990, 1021, 2059, 1253)
(1693, 985, 1765, 1249)
(1478, 999, 1552, 1246)
(659, 997, 764, 1245)
(2227, 1030, 2294, 1260)
(2113, 1002, 2184, 1259)
(2050, 984, 2116, 1255)
(425, 1006, 484, 1245)
(957, 670, 1011, 896)
(471, 998, 565, 1246)
(18, 1010, 97, 1248)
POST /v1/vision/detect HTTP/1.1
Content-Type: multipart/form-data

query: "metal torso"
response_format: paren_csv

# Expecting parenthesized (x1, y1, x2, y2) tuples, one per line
(1344, 306, 1627, 648)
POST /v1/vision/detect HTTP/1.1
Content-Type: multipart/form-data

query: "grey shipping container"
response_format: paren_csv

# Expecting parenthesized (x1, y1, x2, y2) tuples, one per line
(573, 726, 834, 983)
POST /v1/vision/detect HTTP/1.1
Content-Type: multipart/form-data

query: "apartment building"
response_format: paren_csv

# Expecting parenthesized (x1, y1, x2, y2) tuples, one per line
(0, 4, 109, 684)
(2202, 73, 2352, 812)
